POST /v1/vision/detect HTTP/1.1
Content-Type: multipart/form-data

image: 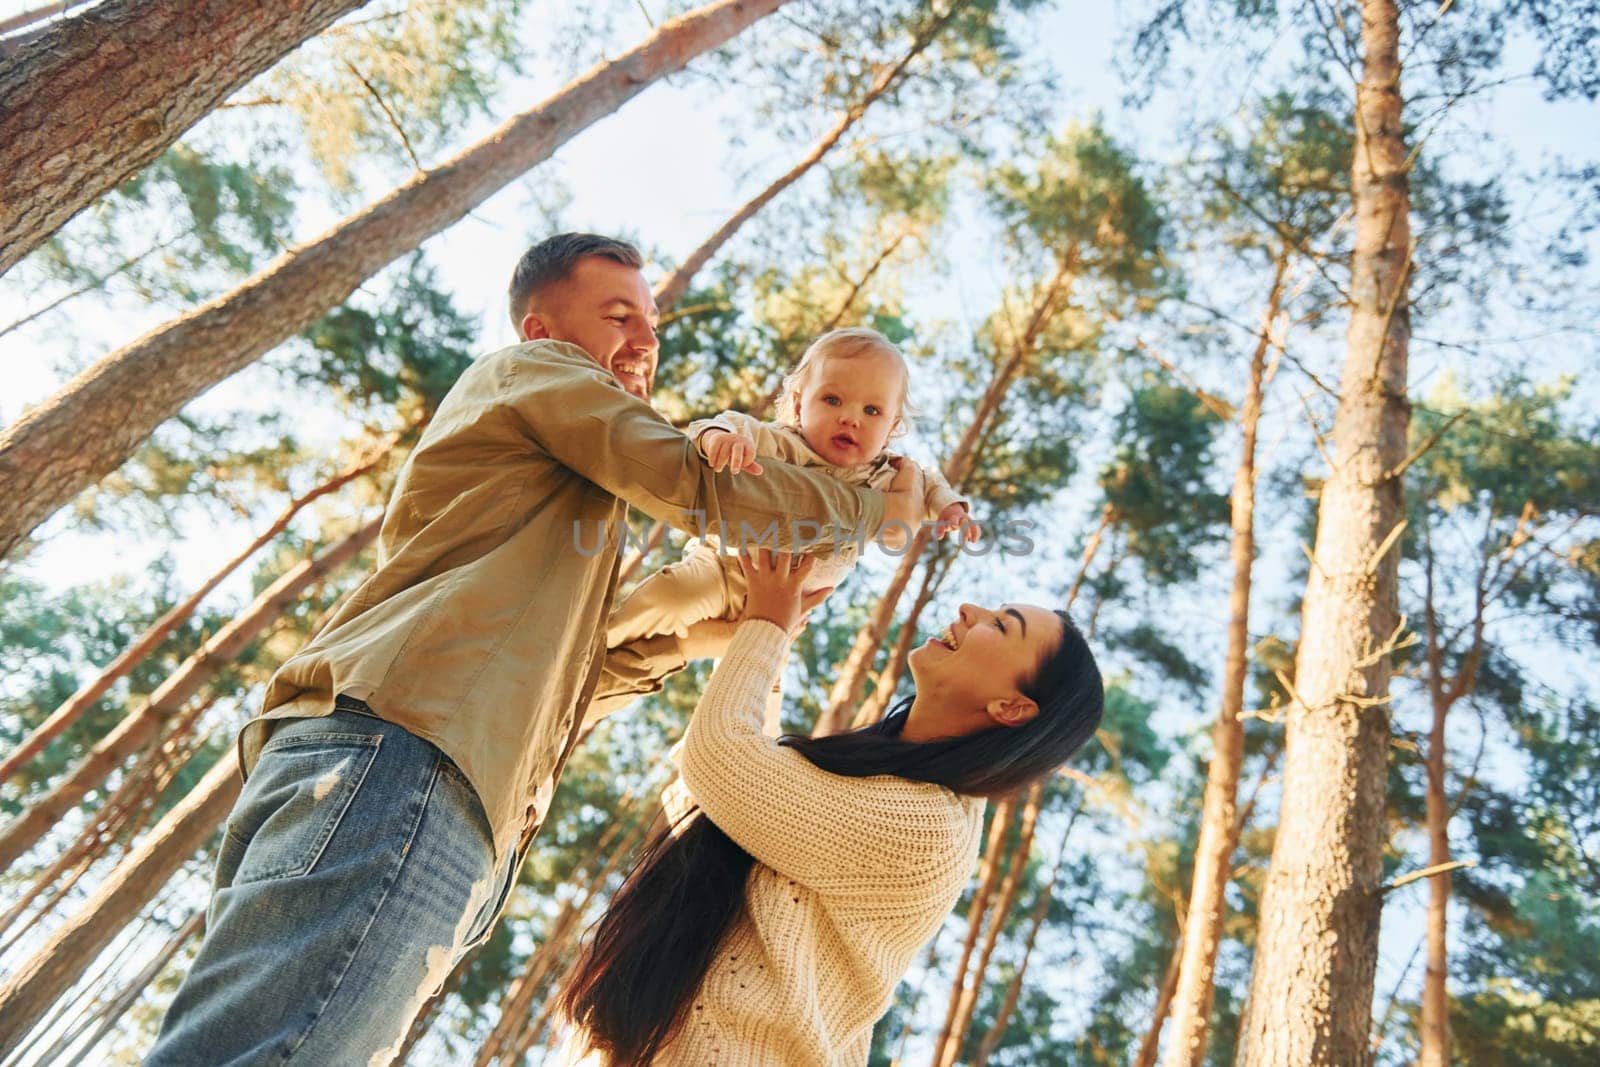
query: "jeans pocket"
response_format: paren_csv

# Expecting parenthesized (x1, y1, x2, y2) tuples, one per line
(223, 730, 382, 886)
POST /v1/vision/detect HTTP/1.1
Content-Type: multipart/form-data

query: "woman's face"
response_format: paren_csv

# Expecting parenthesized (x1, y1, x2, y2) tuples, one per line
(903, 602, 1064, 741)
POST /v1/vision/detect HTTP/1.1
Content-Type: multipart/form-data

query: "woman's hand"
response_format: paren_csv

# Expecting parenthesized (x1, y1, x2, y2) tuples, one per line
(738, 549, 833, 636)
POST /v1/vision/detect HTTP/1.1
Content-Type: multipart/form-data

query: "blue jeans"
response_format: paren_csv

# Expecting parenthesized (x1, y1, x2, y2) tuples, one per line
(146, 710, 517, 1066)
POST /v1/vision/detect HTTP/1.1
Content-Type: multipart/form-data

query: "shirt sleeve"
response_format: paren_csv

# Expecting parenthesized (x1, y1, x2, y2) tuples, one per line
(504, 343, 884, 547)
(679, 619, 970, 892)
(921, 463, 967, 518)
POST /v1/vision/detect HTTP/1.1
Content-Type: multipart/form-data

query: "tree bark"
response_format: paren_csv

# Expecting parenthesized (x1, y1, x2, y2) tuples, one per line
(44, 909, 204, 1067)
(1235, 4, 1413, 1064)
(651, 1, 962, 311)
(0, 0, 793, 562)
(0, 754, 241, 1059)
(0, 439, 393, 789)
(0, 0, 370, 278)
(971, 799, 1083, 1067)
(937, 779, 1043, 1067)
(928, 795, 1018, 1065)
(0, 516, 380, 870)
(1161, 250, 1285, 1067)
(1136, 934, 1185, 1067)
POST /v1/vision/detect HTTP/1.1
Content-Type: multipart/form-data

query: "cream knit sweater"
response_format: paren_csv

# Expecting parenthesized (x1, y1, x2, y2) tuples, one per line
(565, 620, 986, 1066)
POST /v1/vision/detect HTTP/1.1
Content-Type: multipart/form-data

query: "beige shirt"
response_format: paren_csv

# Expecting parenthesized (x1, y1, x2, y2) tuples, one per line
(242, 340, 886, 862)
(564, 620, 985, 1066)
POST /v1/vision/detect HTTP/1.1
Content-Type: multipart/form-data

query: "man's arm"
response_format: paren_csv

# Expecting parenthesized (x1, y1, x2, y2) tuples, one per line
(504, 342, 884, 548)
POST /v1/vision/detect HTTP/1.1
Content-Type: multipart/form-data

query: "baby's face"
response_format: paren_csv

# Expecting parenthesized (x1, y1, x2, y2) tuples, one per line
(793, 351, 903, 467)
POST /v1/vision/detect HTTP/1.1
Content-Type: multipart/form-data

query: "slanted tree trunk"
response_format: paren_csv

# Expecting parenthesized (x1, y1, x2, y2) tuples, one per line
(651, 1, 964, 311)
(1161, 250, 1286, 1067)
(0, 0, 794, 562)
(1418, 536, 1488, 1067)
(0, 516, 380, 870)
(0, 0, 370, 277)
(474, 805, 658, 1065)
(928, 795, 1018, 1064)
(36, 909, 204, 1066)
(0, 438, 394, 789)
(973, 799, 1084, 1067)
(0, 755, 241, 1059)
(936, 779, 1043, 1067)
(1236, 3, 1414, 1063)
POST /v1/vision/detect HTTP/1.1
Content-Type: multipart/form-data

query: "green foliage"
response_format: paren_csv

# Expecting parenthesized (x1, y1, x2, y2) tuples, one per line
(989, 120, 1169, 300)
(0, 567, 230, 813)
(33, 141, 296, 304)
(296, 253, 480, 417)
(263, 0, 532, 191)
(1099, 380, 1230, 584)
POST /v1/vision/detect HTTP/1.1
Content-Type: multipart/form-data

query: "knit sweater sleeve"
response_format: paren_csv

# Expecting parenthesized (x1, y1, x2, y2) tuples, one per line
(681, 619, 973, 892)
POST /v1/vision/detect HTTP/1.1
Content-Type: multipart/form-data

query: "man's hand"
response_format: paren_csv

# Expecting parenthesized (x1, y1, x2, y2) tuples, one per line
(935, 502, 981, 544)
(880, 458, 925, 551)
(703, 428, 764, 475)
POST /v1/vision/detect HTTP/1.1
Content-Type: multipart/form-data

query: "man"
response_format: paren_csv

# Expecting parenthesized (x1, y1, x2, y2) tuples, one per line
(147, 233, 919, 1064)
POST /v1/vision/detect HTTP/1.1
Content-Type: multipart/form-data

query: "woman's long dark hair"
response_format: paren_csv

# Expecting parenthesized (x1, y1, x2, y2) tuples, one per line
(558, 612, 1103, 1065)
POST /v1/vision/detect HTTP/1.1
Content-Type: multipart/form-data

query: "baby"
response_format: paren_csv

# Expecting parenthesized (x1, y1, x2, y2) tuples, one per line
(604, 327, 975, 671)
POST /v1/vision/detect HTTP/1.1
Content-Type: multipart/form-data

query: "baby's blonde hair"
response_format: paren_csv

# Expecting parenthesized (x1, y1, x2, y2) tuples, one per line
(775, 327, 912, 437)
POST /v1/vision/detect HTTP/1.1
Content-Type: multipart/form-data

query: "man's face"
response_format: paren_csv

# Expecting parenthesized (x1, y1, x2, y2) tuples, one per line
(520, 256, 660, 400)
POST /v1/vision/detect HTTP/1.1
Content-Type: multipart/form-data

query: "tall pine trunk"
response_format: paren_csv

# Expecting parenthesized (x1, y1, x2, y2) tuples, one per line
(0, 0, 370, 277)
(0, 516, 380, 870)
(0, 755, 241, 1059)
(1162, 250, 1286, 1067)
(0, 0, 792, 562)
(651, 1, 963, 311)
(0, 441, 392, 789)
(1236, 3, 1413, 1063)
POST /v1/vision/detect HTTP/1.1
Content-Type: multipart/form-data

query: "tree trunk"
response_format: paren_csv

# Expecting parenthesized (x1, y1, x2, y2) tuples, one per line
(1136, 935, 1185, 1067)
(1236, 4, 1413, 1064)
(937, 779, 1043, 1067)
(0, 754, 241, 1059)
(651, 2, 962, 311)
(0, 0, 793, 562)
(0, 695, 204, 947)
(928, 795, 1018, 1065)
(1161, 250, 1285, 1067)
(45, 909, 204, 1067)
(0, 516, 380, 870)
(0, 0, 370, 277)
(0, 439, 393, 789)
(972, 800, 1083, 1067)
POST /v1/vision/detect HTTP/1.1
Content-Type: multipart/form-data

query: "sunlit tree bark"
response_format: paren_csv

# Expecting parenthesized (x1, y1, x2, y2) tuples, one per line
(1237, 3, 1414, 1062)
(0, 0, 370, 277)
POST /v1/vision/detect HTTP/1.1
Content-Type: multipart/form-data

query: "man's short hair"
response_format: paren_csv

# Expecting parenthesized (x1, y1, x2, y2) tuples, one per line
(507, 233, 644, 333)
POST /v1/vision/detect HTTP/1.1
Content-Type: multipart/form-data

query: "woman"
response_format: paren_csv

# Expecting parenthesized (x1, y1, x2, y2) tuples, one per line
(558, 550, 1104, 1066)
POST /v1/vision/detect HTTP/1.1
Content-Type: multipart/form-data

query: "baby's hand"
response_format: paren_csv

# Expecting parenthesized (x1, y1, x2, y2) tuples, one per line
(935, 502, 980, 544)
(703, 428, 764, 475)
